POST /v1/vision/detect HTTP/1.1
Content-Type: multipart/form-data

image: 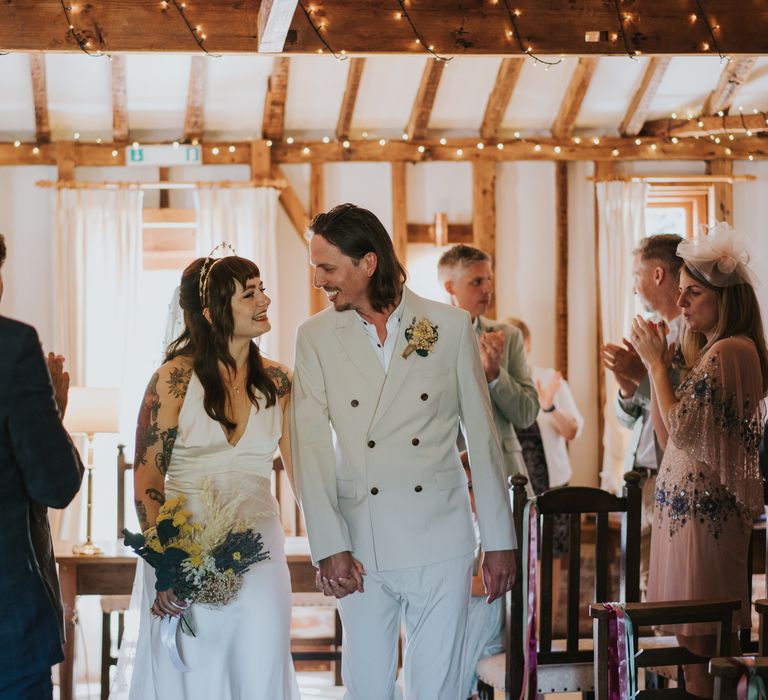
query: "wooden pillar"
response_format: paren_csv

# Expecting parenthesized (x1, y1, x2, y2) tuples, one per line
(159, 167, 170, 209)
(555, 162, 569, 378)
(472, 160, 497, 319)
(309, 162, 327, 315)
(707, 159, 734, 225)
(250, 139, 271, 180)
(57, 141, 75, 182)
(391, 162, 408, 266)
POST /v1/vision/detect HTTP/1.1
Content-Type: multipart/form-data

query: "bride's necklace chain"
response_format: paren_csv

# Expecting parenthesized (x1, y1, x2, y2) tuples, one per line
(224, 369, 248, 396)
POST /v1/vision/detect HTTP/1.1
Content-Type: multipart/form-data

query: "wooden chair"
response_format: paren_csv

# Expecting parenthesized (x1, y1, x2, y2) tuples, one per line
(709, 656, 768, 700)
(476, 470, 642, 699)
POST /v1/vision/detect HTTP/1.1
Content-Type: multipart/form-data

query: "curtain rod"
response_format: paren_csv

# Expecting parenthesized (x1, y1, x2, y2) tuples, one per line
(35, 179, 287, 190)
(588, 175, 755, 183)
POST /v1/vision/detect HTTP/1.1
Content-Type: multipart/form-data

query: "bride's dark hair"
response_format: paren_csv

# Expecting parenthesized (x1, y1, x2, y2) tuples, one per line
(166, 256, 277, 431)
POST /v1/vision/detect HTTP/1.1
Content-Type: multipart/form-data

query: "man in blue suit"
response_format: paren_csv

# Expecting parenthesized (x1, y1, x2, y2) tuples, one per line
(0, 233, 84, 699)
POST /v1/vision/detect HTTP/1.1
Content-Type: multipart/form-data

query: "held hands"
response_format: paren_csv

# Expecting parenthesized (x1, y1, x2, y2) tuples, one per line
(479, 330, 505, 382)
(482, 549, 516, 603)
(317, 551, 366, 599)
(536, 371, 562, 411)
(46, 353, 70, 418)
(629, 316, 673, 372)
(152, 588, 188, 619)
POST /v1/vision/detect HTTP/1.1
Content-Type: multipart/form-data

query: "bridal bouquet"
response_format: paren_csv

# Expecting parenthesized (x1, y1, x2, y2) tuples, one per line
(123, 483, 270, 636)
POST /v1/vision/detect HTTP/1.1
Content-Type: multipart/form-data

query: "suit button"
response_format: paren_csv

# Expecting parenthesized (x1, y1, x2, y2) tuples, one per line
(367, 440, 375, 448)
(351, 399, 359, 407)
(411, 438, 420, 446)
(420, 393, 428, 401)
(414, 485, 423, 493)
(370, 487, 379, 495)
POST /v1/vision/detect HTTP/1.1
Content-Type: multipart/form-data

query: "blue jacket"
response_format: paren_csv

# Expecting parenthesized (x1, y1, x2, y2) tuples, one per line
(0, 316, 83, 682)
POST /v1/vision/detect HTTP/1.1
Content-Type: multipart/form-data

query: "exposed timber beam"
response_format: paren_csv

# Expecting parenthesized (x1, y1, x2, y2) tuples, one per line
(405, 59, 445, 141)
(555, 161, 569, 377)
(472, 160, 496, 318)
(619, 57, 670, 137)
(642, 112, 768, 138)
(183, 56, 207, 143)
(552, 58, 599, 139)
(336, 57, 366, 142)
(271, 163, 308, 240)
(29, 54, 50, 143)
(309, 163, 327, 314)
(111, 55, 129, 143)
(480, 58, 525, 141)
(263, 57, 290, 142)
(391, 162, 408, 265)
(702, 58, 758, 116)
(257, 0, 300, 52)
(707, 160, 734, 225)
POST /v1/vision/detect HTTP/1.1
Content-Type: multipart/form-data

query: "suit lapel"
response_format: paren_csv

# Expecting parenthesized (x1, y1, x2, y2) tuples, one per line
(333, 312, 386, 392)
(370, 288, 424, 429)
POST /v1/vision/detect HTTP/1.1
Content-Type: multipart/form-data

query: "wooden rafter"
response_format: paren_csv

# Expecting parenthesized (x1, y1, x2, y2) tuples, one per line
(336, 57, 366, 141)
(551, 57, 598, 139)
(111, 55, 129, 143)
(619, 57, 670, 137)
(707, 160, 734, 225)
(642, 112, 768, 138)
(271, 163, 308, 240)
(391, 162, 407, 265)
(702, 58, 758, 116)
(555, 161, 569, 377)
(472, 160, 496, 318)
(309, 163, 327, 314)
(257, 0, 300, 52)
(405, 59, 445, 141)
(480, 58, 525, 141)
(28, 53, 50, 143)
(262, 57, 290, 142)
(183, 56, 207, 143)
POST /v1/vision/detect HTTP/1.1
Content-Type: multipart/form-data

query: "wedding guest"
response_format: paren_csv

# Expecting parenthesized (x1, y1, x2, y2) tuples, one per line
(601, 234, 683, 595)
(631, 225, 767, 697)
(437, 245, 539, 482)
(0, 232, 84, 700)
(293, 205, 516, 699)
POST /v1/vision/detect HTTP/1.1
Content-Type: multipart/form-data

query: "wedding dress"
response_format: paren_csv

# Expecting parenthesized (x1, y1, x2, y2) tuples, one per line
(112, 372, 300, 699)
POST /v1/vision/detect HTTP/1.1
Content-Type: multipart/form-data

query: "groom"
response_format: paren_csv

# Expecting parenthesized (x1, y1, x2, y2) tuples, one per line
(292, 204, 516, 699)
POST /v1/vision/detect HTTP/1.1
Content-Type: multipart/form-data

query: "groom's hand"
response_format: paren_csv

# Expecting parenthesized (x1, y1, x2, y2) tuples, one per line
(318, 551, 365, 598)
(482, 549, 516, 604)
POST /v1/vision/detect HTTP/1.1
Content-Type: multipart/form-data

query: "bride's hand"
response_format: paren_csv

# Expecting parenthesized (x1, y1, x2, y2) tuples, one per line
(152, 588, 188, 619)
(629, 316, 668, 371)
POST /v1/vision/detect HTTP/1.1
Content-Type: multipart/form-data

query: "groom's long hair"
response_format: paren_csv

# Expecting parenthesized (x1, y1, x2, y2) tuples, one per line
(310, 203, 407, 313)
(166, 256, 277, 431)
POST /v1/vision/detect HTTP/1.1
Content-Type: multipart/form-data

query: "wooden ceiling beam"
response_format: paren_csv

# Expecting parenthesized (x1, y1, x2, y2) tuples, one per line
(111, 55, 129, 143)
(480, 58, 525, 141)
(619, 57, 670, 137)
(2, 2, 767, 54)
(257, 0, 300, 52)
(551, 57, 598, 139)
(262, 57, 290, 142)
(702, 58, 758, 115)
(404, 59, 445, 141)
(183, 56, 207, 143)
(29, 53, 50, 143)
(335, 57, 366, 142)
(642, 112, 768, 138)
(271, 163, 309, 241)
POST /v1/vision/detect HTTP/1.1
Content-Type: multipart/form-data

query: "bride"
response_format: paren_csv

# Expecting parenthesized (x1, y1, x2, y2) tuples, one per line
(120, 253, 300, 698)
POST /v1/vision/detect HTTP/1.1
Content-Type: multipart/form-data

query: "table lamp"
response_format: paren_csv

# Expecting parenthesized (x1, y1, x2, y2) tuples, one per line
(64, 387, 119, 556)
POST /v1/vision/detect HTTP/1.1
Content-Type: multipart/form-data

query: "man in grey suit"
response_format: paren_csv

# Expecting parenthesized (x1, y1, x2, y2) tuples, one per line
(602, 234, 682, 594)
(438, 245, 539, 483)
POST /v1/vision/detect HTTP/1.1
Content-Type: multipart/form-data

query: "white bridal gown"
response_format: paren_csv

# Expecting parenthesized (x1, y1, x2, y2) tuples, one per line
(113, 373, 300, 699)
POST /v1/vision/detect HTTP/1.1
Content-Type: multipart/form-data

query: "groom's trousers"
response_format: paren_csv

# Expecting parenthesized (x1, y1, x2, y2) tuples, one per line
(337, 553, 473, 700)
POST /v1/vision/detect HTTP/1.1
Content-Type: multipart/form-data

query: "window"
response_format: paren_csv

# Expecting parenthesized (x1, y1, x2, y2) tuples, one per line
(645, 184, 714, 238)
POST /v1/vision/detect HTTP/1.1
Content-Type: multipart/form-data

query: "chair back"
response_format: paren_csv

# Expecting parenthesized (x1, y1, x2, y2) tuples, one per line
(116, 445, 133, 539)
(506, 470, 642, 698)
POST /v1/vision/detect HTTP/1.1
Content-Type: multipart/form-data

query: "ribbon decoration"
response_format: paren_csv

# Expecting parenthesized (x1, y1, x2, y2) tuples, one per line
(520, 499, 538, 700)
(160, 615, 189, 672)
(726, 657, 767, 700)
(602, 602, 637, 700)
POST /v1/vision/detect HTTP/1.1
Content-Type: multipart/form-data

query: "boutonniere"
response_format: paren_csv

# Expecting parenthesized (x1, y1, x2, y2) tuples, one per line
(402, 317, 439, 359)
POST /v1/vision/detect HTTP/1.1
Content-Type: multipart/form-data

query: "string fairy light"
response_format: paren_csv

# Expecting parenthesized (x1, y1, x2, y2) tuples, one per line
(396, 0, 451, 62)
(170, 0, 221, 56)
(59, 0, 104, 56)
(612, 0, 638, 60)
(299, 1, 348, 60)
(692, 0, 730, 63)
(501, 0, 561, 66)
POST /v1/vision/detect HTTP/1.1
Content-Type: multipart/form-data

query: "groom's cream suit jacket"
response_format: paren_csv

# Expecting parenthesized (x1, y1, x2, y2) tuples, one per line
(292, 287, 516, 572)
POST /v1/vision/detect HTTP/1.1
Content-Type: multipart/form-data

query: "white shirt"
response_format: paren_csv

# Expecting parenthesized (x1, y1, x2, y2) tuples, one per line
(355, 295, 406, 374)
(531, 366, 584, 488)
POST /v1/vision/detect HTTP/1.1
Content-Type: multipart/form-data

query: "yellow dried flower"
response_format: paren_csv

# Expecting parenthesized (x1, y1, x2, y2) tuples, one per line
(233, 552, 241, 561)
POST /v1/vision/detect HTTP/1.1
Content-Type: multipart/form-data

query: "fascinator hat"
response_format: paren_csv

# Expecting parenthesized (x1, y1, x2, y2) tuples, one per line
(676, 222, 757, 288)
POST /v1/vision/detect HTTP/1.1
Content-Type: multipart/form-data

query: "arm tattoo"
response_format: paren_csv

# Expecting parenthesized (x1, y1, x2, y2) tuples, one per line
(266, 365, 291, 398)
(135, 499, 150, 532)
(145, 488, 165, 505)
(167, 367, 192, 399)
(155, 428, 178, 476)
(134, 371, 179, 476)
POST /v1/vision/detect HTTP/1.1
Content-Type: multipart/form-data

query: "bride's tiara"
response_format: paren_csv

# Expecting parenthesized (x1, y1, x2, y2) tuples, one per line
(198, 242, 237, 308)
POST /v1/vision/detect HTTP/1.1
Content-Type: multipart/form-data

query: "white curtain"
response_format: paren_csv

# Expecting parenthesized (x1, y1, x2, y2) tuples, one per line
(596, 181, 649, 493)
(195, 187, 281, 360)
(51, 189, 144, 540)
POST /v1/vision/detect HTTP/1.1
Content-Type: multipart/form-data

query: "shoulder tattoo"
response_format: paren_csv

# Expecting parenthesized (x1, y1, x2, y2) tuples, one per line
(266, 365, 291, 398)
(167, 366, 192, 400)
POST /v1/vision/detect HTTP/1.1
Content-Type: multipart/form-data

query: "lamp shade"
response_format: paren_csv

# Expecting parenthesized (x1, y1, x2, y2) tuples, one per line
(63, 387, 119, 435)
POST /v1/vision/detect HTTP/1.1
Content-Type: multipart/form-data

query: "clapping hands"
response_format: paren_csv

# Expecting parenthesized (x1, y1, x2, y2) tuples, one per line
(628, 316, 674, 371)
(46, 353, 70, 418)
(536, 371, 562, 411)
(601, 339, 646, 396)
(478, 330, 505, 382)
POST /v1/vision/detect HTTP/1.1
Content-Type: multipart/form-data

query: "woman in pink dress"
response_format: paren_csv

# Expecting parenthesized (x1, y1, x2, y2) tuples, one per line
(631, 224, 768, 698)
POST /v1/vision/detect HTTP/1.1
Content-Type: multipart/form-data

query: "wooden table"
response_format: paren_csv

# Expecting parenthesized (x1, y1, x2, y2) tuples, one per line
(55, 536, 315, 700)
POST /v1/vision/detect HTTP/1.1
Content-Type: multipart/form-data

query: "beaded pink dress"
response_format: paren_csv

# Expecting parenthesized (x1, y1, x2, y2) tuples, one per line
(648, 336, 765, 635)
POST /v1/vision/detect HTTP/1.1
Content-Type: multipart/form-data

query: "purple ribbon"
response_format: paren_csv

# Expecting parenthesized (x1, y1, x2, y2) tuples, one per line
(520, 501, 538, 700)
(604, 603, 630, 700)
